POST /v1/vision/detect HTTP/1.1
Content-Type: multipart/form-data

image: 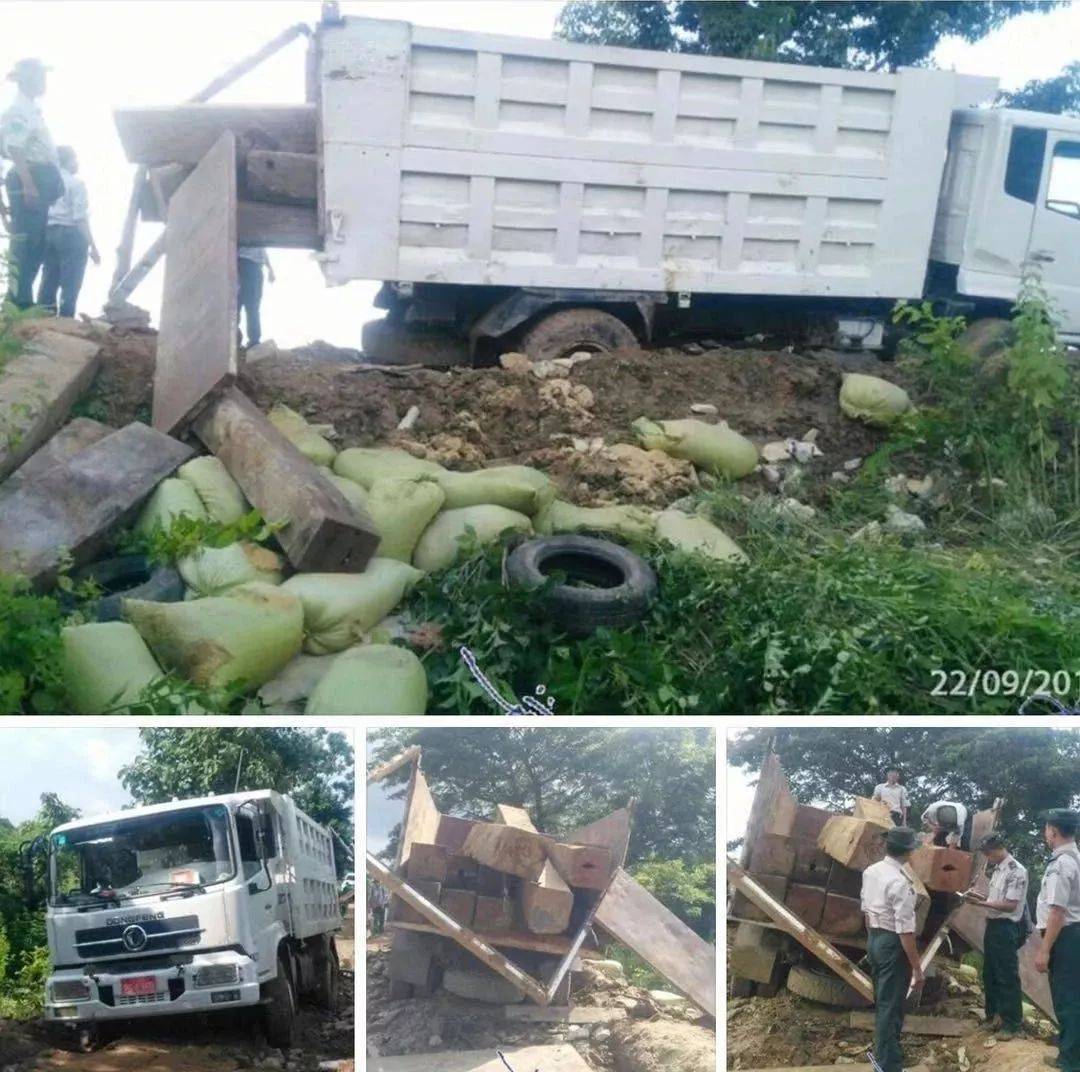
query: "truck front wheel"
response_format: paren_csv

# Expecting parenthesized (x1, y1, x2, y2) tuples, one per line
(263, 952, 296, 1050)
(314, 937, 340, 1011)
(518, 308, 637, 362)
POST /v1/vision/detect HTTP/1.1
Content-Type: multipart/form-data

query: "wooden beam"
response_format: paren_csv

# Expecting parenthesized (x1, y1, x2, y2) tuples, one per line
(246, 150, 317, 203)
(544, 886, 607, 1003)
(742, 752, 798, 867)
(495, 804, 539, 831)
(908, 922, 952, 999)
(505, 1006, 627, 1023)
(849, 1012, 971, 1037)
(192, 387, 380, 572)
(818, 815, 890, 871)
(566, 804, 633, 870)
(152, 130, 238, 434)
(521, 859, 573, 934)
(107, 232, 165, 308)
(367, 853, 549, 1005)
(237, 200, 319, 248)
(188, 23, 311, 104)
(366, 745, 421, 785)
(111, 168, 148, 291)
(372, 1045, 593, 1072)
(744, 1066, 928, 1072)
(114, 104, 317, 166)
(462, 821, 550, 881)
(728, 860, 874, 1003)
(138, 164, 192, 223)
(597, 866, 717, 1017)
(390, 920, 580, 957)
(547, 842, 612, 890)
(0, 417, 113, 499)
(0, 423, 193, 590)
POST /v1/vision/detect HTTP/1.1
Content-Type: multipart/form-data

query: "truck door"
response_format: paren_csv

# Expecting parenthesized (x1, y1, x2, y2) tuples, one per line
(235, 807, 278, 973)
(1028, 134, 1080, 336)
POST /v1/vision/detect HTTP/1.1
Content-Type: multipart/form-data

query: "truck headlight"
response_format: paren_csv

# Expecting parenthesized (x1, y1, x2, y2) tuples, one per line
(50, 979, 91, 1002)
(194, 964, 239, 988)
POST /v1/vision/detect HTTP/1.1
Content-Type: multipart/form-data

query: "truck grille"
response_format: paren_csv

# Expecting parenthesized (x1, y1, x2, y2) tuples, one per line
(115, 991, 169, 1007)
(74, 915, 202, 957)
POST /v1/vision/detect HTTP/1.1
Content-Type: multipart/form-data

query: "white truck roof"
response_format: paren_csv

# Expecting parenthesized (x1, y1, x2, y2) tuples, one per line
(51, 790, 281, 834)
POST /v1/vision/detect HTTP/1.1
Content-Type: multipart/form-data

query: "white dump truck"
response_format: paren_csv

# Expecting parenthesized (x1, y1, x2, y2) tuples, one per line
(32, 791, 341, 1049)
(116, 8, 1080, 358)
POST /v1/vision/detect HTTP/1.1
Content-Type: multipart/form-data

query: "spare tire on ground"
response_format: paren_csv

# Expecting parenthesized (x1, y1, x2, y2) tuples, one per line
(506, 534, 657, 636)
(64, 555, 184, 622)
(785, 962, 871, 1009)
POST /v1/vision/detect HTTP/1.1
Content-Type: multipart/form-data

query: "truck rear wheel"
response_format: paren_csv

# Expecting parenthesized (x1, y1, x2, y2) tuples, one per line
(518, 308, 637, 361)
(785, 962, 871, 1009)
(263, 952, 297, 1050)
(314, 937, 340, 1011)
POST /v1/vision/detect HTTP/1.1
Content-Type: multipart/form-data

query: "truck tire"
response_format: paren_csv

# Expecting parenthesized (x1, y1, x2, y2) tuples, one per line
(518, 307, 637, 361)
(505, 535, 657, 635)
(785, 963, 871, 1009)
(263, 952, 297, 1050)
(314, 937, 340, 1011)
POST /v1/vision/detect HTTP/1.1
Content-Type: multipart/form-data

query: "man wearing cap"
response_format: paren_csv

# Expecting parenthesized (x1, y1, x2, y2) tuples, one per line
(861, 827, 925, 1072)
(962, 835, 1029, 1039)
(1, 58, 62, 307)
(874, 770, 910, 827)
(1036, 808, 1080, 1072)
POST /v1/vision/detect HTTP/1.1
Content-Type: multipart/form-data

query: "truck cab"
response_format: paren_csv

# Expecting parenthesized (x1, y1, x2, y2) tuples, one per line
(36, 790, 341, 1050)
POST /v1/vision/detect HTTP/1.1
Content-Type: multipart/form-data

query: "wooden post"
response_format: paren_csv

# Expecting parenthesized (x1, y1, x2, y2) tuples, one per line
(728, 859, 874, 1003)
(366, 853, 549, 1006)
(110, 168, 148, 293)
(367, 745, 421, 785)
(188, 23, 311, 104)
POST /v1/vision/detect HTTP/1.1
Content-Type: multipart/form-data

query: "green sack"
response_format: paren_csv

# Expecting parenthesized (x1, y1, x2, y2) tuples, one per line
(179, 541, 284, 599)
(268, 403, 337, 467)
(412, 505, 533, 572)
(632, 417, 758, 478)
(319, 469, 371, 518)
(839, 373, 912, 426)
(366, 478, 445, 562)
(62, 621, 164, 714)
(135, 478, 208, 537)
(177, 456, 248, 525)
(654, 510, 747, 564)
(333, 447, 445, 489)
(305, 644, 428, 715)
(281, 558, 423, 654)
(534, 499, 656, 540)
(436, 465, 555, 516)
(124, 582, 303, 691)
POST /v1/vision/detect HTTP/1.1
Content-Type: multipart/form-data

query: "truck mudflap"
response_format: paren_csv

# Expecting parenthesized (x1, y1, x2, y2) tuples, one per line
(44, 951, 260, 1022)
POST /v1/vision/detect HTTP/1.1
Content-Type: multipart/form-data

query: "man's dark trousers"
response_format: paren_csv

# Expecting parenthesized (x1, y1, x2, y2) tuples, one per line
(4, 169, 51, 307)
(983, 918, 1023, 1031)
(38, 224, 89, 317)
(1051, 924, 1080, 1072)
(237, 256, 264, 346)
(868, 928, 912, 1072)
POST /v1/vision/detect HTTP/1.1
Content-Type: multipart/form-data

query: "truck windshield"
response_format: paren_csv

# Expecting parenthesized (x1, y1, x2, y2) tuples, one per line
(50, 805, 235, 906)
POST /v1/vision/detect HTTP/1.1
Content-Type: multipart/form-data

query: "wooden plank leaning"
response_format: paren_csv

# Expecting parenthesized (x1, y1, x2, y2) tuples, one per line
(367, 746, 422, 785)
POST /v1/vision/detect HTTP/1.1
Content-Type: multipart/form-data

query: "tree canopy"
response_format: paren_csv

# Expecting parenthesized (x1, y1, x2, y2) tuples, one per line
(999, 61, 1080, 116)
(556, 2, 1059, 72)
(729, 728, 1080, 868)
(369, 727, 715, 865)
(120, 728, 354, 841)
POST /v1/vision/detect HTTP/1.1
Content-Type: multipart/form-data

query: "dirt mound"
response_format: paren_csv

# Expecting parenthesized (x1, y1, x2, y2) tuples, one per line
(612, 1020, 716, 1072)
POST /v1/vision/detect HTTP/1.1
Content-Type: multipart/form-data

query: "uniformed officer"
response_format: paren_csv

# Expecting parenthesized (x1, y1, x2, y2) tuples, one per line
(861, 827, 924, 1072)
(962, 834, 1029, 1039)
(1036, 808, 1080, 1072)
(922, 800, 971, 849)
(873, 769, 910, 827)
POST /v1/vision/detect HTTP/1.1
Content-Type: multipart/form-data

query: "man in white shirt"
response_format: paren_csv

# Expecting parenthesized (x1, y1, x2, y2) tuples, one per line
(961, 834, 1028, 1039)
(1, 58, 62, 308)
(922, 800, 971, 849)
(873, 770, 910, 826)
(237, 246, 274, 347)
(1035, 809, 1080, 1072)
(38, 145, 99, 318)
(861, 827, 924, 1072)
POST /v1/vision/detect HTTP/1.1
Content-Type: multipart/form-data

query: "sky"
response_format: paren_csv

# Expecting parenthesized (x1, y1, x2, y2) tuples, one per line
(366, 732, 403, 856)
(4, 0, 1080, 348)
(0, 727, 141, 825)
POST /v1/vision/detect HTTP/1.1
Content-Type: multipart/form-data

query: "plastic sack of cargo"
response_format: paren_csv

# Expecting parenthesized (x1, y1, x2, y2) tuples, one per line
(631, 417, 758, 479)
(839, 373, 912, 426)
(281, 558, 423, 654)
(268, 403, 337, 467)
(178, 541, 284, 599)
(176, 456, 248, 525)
(654, 510, 747, 564)
(305, 644, 428, 715)
(366, 478, 445, 562)
(134, 478, 208, 536)
(333, 447, 445, 489)
(318, 468, 371, 517)
(124, 582, 303, 691)
(436, 465, 555, 516)
(535, 499, 656, 541)
(412, 505, 533, 572)
(62, 621, 164, 714)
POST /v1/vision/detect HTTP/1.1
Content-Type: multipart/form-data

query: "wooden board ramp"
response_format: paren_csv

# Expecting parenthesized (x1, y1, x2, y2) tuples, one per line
(372, 1045, 592, 1072)
(596, 866, 717, 1017)
(849, 1011, 972, 1037)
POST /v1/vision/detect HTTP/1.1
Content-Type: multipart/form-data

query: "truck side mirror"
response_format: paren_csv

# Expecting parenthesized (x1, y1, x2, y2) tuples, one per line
(19, 836, 46, 908)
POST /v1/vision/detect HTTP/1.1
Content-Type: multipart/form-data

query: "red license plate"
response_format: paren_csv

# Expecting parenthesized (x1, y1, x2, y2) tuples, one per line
(120, 976, 157, 997)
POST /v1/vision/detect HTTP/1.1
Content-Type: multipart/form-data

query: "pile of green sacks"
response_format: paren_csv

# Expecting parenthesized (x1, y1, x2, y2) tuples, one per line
(62, 406, 751, 715)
